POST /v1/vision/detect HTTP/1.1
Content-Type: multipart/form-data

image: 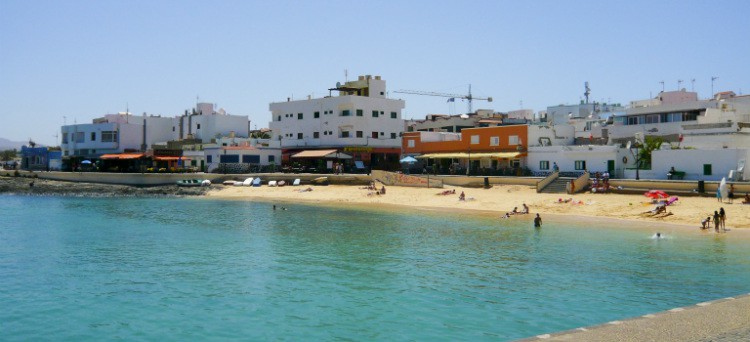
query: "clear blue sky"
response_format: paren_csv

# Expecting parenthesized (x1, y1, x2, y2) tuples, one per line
(2, 0, 748, 146)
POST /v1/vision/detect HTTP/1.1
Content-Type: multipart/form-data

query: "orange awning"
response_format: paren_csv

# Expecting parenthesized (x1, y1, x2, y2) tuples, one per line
(100, 153, 145, 160)
(291, 149, 339, 158)
(154, 156, 190, 161)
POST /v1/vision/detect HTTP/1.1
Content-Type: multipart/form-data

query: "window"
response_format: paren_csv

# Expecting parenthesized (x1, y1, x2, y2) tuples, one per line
(341, 131, 350, 138)
(298, 113, 303, 120)
(372, 110, 379, 118)
(356, 109, 363, 116)
(380, 132, 384, 136)
(101, 131, 117, 142)
(509, 135, 519, 145)
(390, 133, 397, 139)
(242, 155, 260, 163)
(627, 116, 640, 125)
(207, 155, 212, 163)
(470, 135, 479, 144)
(297, 133, 303, 139)
(645, 114, 659, 124)
(172, 126, 175, 132)
(341, 110, 350, 116)
(540, 161, 549, 170)
(490, 136, 500, 146)
(314, 111, 320, 118)
(268, 155, 275, 163)
(408, 139, 415, 148)
(90, 132, 96, 141)
(372, 132, 378, 138)
(313, 132, 319, 138)
(277, 115, 281, 121)
(574, 160, 586, 170)
(356, 131, 363, 138)
(391, 112, 397, 119)
(62, 133, 68, 143)
(219, 155, 239, 163)
(74, 132, 85, 143)
(703, 164, 712, 175)
(197, 124, 201, 129)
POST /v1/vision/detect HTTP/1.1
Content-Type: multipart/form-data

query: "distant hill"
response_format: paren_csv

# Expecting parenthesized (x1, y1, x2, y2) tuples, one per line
(0, 138, 25, 151)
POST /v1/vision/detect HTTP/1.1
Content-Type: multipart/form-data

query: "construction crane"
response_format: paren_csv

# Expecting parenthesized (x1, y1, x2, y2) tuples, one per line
(393, 85, 492, 114)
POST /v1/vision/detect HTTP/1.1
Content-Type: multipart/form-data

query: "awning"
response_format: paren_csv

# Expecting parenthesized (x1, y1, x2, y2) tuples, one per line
(291, 149, 352, 159)
(100, 153, 145, 160)
(154, 156, 190, 161)
(416, 152, 521, 159)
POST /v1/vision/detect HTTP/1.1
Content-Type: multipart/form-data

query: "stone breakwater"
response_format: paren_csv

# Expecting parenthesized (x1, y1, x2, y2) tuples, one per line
(0, 176, 212, 197)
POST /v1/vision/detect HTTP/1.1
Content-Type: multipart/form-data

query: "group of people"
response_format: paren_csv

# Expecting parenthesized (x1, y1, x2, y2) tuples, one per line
(702, 207, 727, 232)
(590, 172, 611, 193)
(500, 203, 542, 227)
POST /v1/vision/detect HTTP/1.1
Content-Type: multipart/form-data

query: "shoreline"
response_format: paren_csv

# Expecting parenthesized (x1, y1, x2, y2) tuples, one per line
(205, 183, 750, 232)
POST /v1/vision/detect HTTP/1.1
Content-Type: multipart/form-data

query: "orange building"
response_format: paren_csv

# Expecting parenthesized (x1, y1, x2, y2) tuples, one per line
(402, 125, 528, 175)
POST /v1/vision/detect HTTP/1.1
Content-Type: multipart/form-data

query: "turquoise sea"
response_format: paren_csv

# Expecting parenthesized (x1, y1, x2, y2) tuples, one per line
(1, 195, 749, 341)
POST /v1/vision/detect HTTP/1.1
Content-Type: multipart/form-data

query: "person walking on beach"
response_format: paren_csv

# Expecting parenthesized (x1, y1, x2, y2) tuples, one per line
(719, 207, 726, 231)
(717, 187, 722, 202)
(534, 214, 542, 228)
(728, 185, 735, 204)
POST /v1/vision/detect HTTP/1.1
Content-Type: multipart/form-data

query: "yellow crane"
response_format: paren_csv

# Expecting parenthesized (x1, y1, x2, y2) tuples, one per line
(393, 84, 492, 114)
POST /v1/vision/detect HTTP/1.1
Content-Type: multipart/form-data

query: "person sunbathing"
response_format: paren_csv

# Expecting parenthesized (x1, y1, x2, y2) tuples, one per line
(642, 205, 666, 216)
(437, 189, 454, 195)
(743, 193, 750, 204)
(458, 191, 466, 201)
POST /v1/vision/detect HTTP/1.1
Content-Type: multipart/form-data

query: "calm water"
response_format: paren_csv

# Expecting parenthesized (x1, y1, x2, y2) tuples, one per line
(1, 196, 749, 341)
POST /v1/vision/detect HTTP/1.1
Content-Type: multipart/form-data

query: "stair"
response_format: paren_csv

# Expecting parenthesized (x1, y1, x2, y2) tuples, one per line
(539, 177, 574, 193)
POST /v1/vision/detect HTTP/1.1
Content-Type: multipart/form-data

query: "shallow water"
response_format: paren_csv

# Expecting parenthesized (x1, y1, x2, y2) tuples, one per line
(1, 196, 748, 341)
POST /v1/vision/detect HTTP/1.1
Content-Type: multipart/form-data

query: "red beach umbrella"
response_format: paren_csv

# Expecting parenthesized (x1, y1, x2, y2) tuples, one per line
(644, 190, 669, 199)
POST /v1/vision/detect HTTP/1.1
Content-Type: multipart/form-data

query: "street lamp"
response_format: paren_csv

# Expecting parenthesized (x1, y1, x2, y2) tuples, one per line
(634, 133, 642, 181)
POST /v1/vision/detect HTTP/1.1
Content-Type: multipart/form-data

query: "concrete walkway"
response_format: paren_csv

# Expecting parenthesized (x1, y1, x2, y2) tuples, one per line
(518, 294, 750, 342)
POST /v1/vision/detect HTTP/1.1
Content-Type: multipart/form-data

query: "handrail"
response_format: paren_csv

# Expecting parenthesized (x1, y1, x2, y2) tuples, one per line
(536, 171, 559, 193)
(567, 171, 590, 194)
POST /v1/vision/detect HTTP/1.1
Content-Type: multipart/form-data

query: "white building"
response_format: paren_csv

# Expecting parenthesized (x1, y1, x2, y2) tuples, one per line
(176, 103, 250, 142)
(268, 74, 405, 171)
(204, 143, 282, 173)
(61, 112, 177, 159)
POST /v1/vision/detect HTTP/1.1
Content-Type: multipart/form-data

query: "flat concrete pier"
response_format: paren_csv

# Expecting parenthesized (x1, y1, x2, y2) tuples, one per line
(518, 293, 750, 341)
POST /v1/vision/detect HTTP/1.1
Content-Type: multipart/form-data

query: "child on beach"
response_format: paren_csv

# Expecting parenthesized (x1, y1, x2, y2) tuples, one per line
(459, 191, 465, 201)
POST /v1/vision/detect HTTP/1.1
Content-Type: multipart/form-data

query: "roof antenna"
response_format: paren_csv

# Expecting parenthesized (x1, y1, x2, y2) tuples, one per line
(344, 69, 348, 82)
(584, 82, 590, 104)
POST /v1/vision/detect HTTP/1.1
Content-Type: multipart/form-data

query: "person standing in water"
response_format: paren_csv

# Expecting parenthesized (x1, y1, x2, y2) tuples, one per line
(534, 214, 542, 228)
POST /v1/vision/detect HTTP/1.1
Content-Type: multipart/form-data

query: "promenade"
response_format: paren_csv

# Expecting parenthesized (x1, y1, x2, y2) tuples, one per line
(519, 294, 750, 341)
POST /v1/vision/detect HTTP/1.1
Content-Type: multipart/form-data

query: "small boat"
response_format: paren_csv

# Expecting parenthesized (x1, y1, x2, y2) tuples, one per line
(242, 177, 254, 186)
(277, 180, 286, 187)
(312, 177, 329, 185)
(252, 178, 262, 187)
(268, 180, 277, 187)
(222, 180, 236, 186)
(177, 179, 203, 187)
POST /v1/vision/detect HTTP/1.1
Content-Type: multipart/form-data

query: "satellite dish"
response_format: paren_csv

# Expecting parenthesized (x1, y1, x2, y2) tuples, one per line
(626, 141, 632, 149)
(336, 82, 341, 88)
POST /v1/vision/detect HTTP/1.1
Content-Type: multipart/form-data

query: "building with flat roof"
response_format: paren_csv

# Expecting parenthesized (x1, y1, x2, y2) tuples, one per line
(268, 74, 405, 172)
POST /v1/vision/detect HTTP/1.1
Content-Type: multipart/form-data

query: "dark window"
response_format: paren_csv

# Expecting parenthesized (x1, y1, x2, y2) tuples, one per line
(341, 131, 350, 138)
(356, 131, 363, 138)
(197, 124, 201, 129)
(356, 109, 363, 116)
(371, 132, 378, 138)
(277, 115, 281, 121)
(268, 155, 275, 163)
(391, 112, 397, 118)
(574, 160, 586, 170)
(242, 155, 261, 163)
(313, 132, 319, 138)
(314, 111, 320, 118)
(207, 155, 212, 163)
(390, 133, 396, 139)
(372, 110, 379, 118)
(703, 164, 712, 175)
(90, 132, 96, 141)
(172, 126, 175, 131)
(341, 110, 350, 116)
(540, 161, 549, 170)
(298, 113, 303, 120)
(297, 133, 303, 139)
(219, 155, 239, 163)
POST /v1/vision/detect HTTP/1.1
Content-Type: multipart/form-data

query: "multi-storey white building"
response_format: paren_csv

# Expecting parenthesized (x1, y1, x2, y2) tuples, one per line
(61, 112, 177, 160)
(176, 103, 250, 142)
(268, 75, 405, 171)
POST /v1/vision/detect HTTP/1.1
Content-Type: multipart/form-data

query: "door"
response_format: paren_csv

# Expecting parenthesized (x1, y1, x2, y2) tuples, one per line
(607, 160, 615, 174)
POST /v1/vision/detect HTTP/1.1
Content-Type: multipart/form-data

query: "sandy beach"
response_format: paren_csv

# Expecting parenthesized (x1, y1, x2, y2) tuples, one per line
(206, 183, 750, 230)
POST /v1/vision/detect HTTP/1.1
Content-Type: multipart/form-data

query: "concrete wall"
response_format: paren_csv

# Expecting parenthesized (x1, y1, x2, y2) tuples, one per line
(32, 171, 372, 186)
